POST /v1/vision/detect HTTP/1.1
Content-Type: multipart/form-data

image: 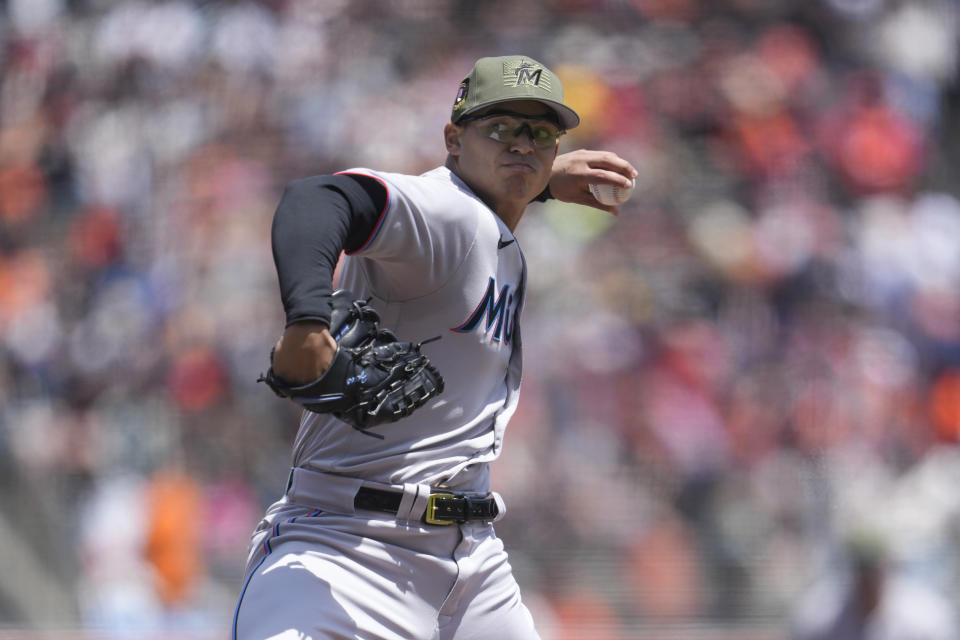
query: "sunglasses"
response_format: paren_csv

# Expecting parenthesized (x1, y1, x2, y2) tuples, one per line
(459, 110, 564, 149)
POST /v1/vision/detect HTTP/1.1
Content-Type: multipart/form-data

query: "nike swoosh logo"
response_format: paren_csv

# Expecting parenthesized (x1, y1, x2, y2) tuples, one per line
(498, 238, 516, 250)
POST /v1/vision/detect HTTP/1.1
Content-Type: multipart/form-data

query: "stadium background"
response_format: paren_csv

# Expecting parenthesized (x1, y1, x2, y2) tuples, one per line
(1, 0, 960, 638)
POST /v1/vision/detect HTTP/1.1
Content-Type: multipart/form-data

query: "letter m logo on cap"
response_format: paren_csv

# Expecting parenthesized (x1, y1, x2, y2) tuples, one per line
(503, 60, 552, 91)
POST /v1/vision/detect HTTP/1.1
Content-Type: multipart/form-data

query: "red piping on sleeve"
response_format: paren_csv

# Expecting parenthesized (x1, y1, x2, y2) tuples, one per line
(336, 171, 390, 255)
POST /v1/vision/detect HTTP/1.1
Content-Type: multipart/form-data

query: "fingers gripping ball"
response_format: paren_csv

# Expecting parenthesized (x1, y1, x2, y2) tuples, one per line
(589, 178, 635, 206)
(259, 290, 444, 438)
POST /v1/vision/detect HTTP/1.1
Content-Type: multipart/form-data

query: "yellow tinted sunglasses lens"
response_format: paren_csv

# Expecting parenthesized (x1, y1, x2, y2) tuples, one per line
(484, 119, 560, 148)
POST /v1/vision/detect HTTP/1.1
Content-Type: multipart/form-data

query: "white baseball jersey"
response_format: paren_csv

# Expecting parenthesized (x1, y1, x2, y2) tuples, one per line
(234, 166, 542, 640)
(290, 165, 526, 494)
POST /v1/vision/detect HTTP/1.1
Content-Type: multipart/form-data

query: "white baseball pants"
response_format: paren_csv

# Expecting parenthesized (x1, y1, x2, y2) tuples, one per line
(232, 470, 540, 640)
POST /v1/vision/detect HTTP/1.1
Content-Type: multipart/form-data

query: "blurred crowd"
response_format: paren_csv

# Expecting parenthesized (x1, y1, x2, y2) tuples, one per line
(2, 0, 960, 638)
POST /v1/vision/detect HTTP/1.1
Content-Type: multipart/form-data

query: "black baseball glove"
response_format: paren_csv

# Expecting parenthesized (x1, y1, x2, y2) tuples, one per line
(259, 290, 444, 438)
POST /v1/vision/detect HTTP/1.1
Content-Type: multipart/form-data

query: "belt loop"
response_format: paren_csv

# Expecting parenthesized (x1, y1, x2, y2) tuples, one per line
(491, 492, 506, 522)
(396, 484, 430, 524)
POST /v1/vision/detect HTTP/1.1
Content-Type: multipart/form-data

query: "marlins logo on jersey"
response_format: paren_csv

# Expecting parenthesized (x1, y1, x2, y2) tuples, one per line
(453, 277, 520, 344)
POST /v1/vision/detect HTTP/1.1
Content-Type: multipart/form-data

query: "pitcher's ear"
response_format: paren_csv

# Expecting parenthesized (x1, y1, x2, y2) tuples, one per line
(444, 122, 462, 156)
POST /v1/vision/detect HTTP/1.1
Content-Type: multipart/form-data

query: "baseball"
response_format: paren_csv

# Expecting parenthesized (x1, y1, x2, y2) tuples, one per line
(589, 178, 636, 206)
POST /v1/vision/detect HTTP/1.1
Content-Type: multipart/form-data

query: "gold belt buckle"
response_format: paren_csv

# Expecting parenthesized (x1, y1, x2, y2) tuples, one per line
(425, 493, 456, 525)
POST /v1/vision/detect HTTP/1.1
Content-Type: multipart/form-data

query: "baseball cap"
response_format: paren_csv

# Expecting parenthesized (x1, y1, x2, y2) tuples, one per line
(451, 55, 580, 131)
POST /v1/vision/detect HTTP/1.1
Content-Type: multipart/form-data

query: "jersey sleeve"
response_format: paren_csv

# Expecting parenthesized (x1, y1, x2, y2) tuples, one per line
(337, 169, 479, 301)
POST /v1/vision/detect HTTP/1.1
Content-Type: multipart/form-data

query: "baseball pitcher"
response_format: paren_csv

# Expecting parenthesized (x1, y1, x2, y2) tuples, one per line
(233, 54, 637, 640)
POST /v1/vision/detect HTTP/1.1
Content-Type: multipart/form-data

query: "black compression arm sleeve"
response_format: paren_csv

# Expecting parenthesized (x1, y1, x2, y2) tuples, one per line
(270, 174, 386, 327)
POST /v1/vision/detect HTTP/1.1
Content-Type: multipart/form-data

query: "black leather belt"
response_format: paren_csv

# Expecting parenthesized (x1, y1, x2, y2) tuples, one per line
(353, 487, 499, 525)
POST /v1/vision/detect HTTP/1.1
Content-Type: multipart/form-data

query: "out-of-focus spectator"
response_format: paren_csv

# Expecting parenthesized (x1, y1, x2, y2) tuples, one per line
(790, 536, 959, 640)
(144, 469, 203, 607)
